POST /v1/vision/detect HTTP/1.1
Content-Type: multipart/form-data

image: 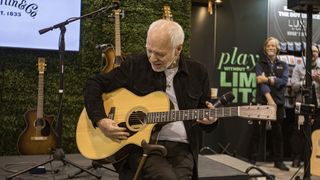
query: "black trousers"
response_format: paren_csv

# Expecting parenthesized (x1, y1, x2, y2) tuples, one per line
(114, 141, 194, 180)
(248, 105, 285, 162)
(290, 115, 305, 161)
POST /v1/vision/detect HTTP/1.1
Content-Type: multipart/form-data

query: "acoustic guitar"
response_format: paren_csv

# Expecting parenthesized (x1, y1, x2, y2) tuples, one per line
(17, 58, 57, 155)
(101, 0, 124, 73)
(311, 129, 320, 176)
(76, 88, 276, 162)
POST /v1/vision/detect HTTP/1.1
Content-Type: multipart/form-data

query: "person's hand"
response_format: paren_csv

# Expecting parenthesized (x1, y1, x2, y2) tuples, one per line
(312, 72, 320, 84)
(268, 76, 275, 86)
(256, 72, 269, 84)
(197, 101, 218, 125)
(310, 117, 315, 125)
(97, 118, 129, 143)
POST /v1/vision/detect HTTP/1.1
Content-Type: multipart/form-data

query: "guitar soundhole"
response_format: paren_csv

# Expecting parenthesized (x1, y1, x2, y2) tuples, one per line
(35, 118, 44, 126)
(34, 118, 51, 136)
(128, 111, 146, 131)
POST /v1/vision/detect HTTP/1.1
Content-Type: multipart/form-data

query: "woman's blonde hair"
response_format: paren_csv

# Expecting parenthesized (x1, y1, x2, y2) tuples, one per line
(263, 37, 280, 55)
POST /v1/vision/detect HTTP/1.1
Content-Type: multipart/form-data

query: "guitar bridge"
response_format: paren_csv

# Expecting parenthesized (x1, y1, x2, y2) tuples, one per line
(31, 136, 48, 141)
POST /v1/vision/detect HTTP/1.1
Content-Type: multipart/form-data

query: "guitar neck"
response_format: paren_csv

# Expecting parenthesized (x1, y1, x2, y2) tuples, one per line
(145, 105, 276, 123)
(146, 107, 239, 123)
(114, 10, 121, 57)
(36, 71, 44, 119)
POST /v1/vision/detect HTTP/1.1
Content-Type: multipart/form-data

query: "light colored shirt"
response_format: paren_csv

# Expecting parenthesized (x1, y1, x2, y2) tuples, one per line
(158, 67, 188, 143)
(291, 57, 320, 108)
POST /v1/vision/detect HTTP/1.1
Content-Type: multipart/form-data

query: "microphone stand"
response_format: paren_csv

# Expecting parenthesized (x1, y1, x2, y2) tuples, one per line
(302, 5, 314, 179)
(6, 2, 119, 180)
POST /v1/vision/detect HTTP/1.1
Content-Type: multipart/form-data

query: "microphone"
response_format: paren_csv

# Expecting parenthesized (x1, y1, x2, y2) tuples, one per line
(213, 91, 235, 107)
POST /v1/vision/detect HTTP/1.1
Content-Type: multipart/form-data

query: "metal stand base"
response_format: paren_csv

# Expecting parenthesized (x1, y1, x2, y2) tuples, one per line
(6, 148, 101, 180)
(68, 160, 117, 179)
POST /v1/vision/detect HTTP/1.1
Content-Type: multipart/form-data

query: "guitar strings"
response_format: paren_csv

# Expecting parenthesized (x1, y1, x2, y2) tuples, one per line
(124, 106, 270, 123)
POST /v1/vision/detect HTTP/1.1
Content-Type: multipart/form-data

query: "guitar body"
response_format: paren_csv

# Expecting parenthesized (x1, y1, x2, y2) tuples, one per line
(311, 129, 320, 176)
(17, 109, 57, 155)
(101, 46, 124, 74)
(76, 88, 170, 161)
(101, 46, 115, 73)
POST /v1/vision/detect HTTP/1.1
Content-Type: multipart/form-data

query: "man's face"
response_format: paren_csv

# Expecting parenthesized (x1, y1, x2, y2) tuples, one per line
(146, 31, 176, 72)
(265, 39, 278, 58)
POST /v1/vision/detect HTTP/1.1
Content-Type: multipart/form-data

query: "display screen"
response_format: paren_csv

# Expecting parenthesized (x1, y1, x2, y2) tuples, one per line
(0, 0, 81, 51)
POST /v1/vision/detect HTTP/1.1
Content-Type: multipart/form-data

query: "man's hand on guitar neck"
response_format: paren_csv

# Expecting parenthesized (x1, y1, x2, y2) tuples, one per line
(97, 118, 129, 143)
(196, 101, 218, 125)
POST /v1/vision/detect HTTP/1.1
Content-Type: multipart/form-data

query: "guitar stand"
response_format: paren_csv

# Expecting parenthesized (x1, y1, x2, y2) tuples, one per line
(199, 146, 218, 154)
(6, 148, 101, 180)
(68, 160, 117, 179)
(133, 140, 167, 180)
(245, 166, 275, 180)
(218, 142, 232, 155)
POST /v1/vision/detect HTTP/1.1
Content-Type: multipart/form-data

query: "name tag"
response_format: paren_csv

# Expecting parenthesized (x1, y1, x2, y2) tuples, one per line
(277, 66, 283, 70)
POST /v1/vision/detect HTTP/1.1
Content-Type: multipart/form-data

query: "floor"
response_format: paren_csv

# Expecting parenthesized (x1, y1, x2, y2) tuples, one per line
(205, 154, 320, 180)
(252, 161, 319, 180)
(0, 153, 319, 180)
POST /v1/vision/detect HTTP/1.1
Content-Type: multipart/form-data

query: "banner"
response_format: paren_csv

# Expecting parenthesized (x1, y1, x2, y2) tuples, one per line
(268, 0, 320, 43)
(0, 0, 81, 51)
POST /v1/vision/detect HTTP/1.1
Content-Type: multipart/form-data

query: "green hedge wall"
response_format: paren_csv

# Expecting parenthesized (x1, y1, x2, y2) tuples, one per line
(0, 0, 191, 155)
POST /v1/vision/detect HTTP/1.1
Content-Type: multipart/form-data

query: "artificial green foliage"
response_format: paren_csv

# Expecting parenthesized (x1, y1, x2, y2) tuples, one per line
(0, 0, 191, 155)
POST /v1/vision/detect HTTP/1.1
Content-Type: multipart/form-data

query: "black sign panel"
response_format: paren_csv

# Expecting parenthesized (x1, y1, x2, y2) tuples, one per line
(213, 0, 268, 104)
(269, 0, 320, 43)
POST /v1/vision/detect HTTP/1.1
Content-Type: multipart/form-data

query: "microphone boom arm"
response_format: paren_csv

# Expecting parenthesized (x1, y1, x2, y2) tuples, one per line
(39, 4, 116, 35)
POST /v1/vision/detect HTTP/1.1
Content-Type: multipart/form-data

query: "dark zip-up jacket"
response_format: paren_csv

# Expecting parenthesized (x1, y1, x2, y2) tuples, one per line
(84, 53, 217, 179)
(256, 55, 288, 105)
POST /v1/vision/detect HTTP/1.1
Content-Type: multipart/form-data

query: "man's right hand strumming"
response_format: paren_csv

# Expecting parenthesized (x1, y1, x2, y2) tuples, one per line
(97, 118, 129, 143)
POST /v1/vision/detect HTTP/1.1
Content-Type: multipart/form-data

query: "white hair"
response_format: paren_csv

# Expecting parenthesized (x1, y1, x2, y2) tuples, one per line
(147, 19, 185, 48)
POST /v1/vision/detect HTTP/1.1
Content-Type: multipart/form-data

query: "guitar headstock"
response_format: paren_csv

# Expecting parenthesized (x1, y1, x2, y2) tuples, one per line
(37, 57, 46, 74)
(163, 5, 173, 21)
(239, 105, 276, 121)
(112, 0, 123, 15)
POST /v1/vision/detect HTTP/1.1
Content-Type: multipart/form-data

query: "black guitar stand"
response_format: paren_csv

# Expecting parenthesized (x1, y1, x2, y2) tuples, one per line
(68, 160, 117, 179)
(245, 166, 275, 180)
(5, 2, 119, 180)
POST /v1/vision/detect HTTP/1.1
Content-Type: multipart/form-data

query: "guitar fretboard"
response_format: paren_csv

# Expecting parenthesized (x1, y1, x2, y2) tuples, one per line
(114, 10, 121, 57)
(36, 72, 44, 119)
(146, 107, 239, 123)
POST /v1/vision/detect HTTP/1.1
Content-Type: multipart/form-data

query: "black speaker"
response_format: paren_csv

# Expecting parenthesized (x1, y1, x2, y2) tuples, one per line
(288, 0, 320, 13)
